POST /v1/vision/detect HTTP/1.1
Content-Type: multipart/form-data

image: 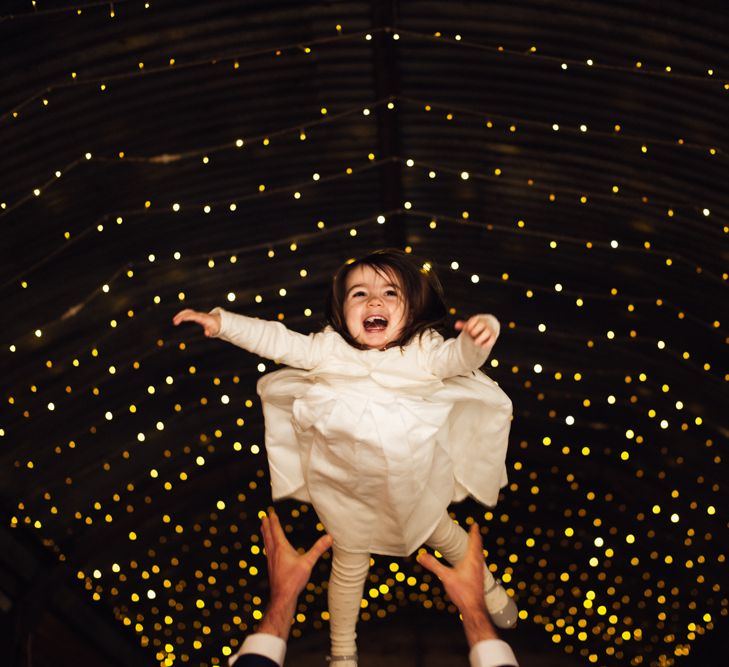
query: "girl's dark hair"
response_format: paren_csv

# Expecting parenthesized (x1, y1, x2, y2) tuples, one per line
(325, 249, 448, 349)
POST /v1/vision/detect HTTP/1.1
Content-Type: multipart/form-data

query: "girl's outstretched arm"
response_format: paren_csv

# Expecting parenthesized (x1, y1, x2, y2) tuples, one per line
(173, 307, 327, 370)
(424, 314, 500, 378)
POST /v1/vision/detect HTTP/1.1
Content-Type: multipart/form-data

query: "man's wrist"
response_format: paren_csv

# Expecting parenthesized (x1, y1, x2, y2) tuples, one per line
(461, 607, 500, 649)
(257, 598, 298, 640)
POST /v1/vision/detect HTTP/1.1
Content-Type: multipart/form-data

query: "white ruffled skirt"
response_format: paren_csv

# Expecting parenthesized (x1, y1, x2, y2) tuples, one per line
(257, 370, 512, 556)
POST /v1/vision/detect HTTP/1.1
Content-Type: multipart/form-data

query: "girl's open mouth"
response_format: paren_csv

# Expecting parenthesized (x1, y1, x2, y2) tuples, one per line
(363, 315, 388, 332)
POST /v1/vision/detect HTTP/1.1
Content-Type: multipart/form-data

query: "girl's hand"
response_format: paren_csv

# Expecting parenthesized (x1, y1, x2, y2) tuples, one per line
(454, 315, 497, 348)
(172, 309, 221, 337)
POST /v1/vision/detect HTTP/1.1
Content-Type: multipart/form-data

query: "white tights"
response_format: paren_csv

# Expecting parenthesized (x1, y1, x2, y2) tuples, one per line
(328, 511, 496, 657)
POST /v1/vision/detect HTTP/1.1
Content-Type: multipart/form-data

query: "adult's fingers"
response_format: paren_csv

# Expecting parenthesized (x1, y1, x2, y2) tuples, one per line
(261, 514, 274, 558)
(417, 552, 449, 581)
(466, 522, 483, 558)
(267, 508, 289, 547)
(304, 534, 334, 566)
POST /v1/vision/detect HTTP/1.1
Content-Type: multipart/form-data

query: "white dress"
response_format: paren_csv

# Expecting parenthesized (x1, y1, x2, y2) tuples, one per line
(213, 308, 512, 557)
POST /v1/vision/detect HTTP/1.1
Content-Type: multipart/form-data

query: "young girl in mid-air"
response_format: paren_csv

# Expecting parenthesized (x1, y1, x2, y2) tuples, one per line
(173, 249, 516, 666)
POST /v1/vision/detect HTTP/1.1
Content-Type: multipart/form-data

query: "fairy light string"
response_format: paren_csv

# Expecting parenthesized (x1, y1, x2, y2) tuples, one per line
(3, 12, 726, 667)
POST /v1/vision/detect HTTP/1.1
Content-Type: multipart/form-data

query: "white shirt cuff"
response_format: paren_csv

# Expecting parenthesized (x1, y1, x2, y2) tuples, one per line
(229, 633, 287, 666)
(469, 638, 519, 667)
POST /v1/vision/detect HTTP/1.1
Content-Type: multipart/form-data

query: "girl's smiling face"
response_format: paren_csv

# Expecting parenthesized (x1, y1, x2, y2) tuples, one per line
(343, 264, 407, 349)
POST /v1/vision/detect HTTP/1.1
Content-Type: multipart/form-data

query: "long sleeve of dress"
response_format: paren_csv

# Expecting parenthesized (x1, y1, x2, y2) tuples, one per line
(210, 308, 326, 370)
(423, 314, 501, 378)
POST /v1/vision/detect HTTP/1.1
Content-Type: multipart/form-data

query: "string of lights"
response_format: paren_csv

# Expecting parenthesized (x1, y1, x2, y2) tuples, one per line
(2, 4, 726, 667)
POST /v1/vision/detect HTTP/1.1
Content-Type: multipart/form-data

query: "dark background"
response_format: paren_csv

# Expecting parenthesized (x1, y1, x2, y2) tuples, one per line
(1, 1, 727, 666)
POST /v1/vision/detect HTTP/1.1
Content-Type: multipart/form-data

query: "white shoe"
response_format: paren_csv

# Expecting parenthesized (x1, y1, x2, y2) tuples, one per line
(484, 571, 518, 629)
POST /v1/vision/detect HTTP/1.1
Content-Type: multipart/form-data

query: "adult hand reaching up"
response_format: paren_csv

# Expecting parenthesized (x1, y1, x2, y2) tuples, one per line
(258, 509, 333, 641)
(229, 510, 333, 667)
(418, 523, 519, 666)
